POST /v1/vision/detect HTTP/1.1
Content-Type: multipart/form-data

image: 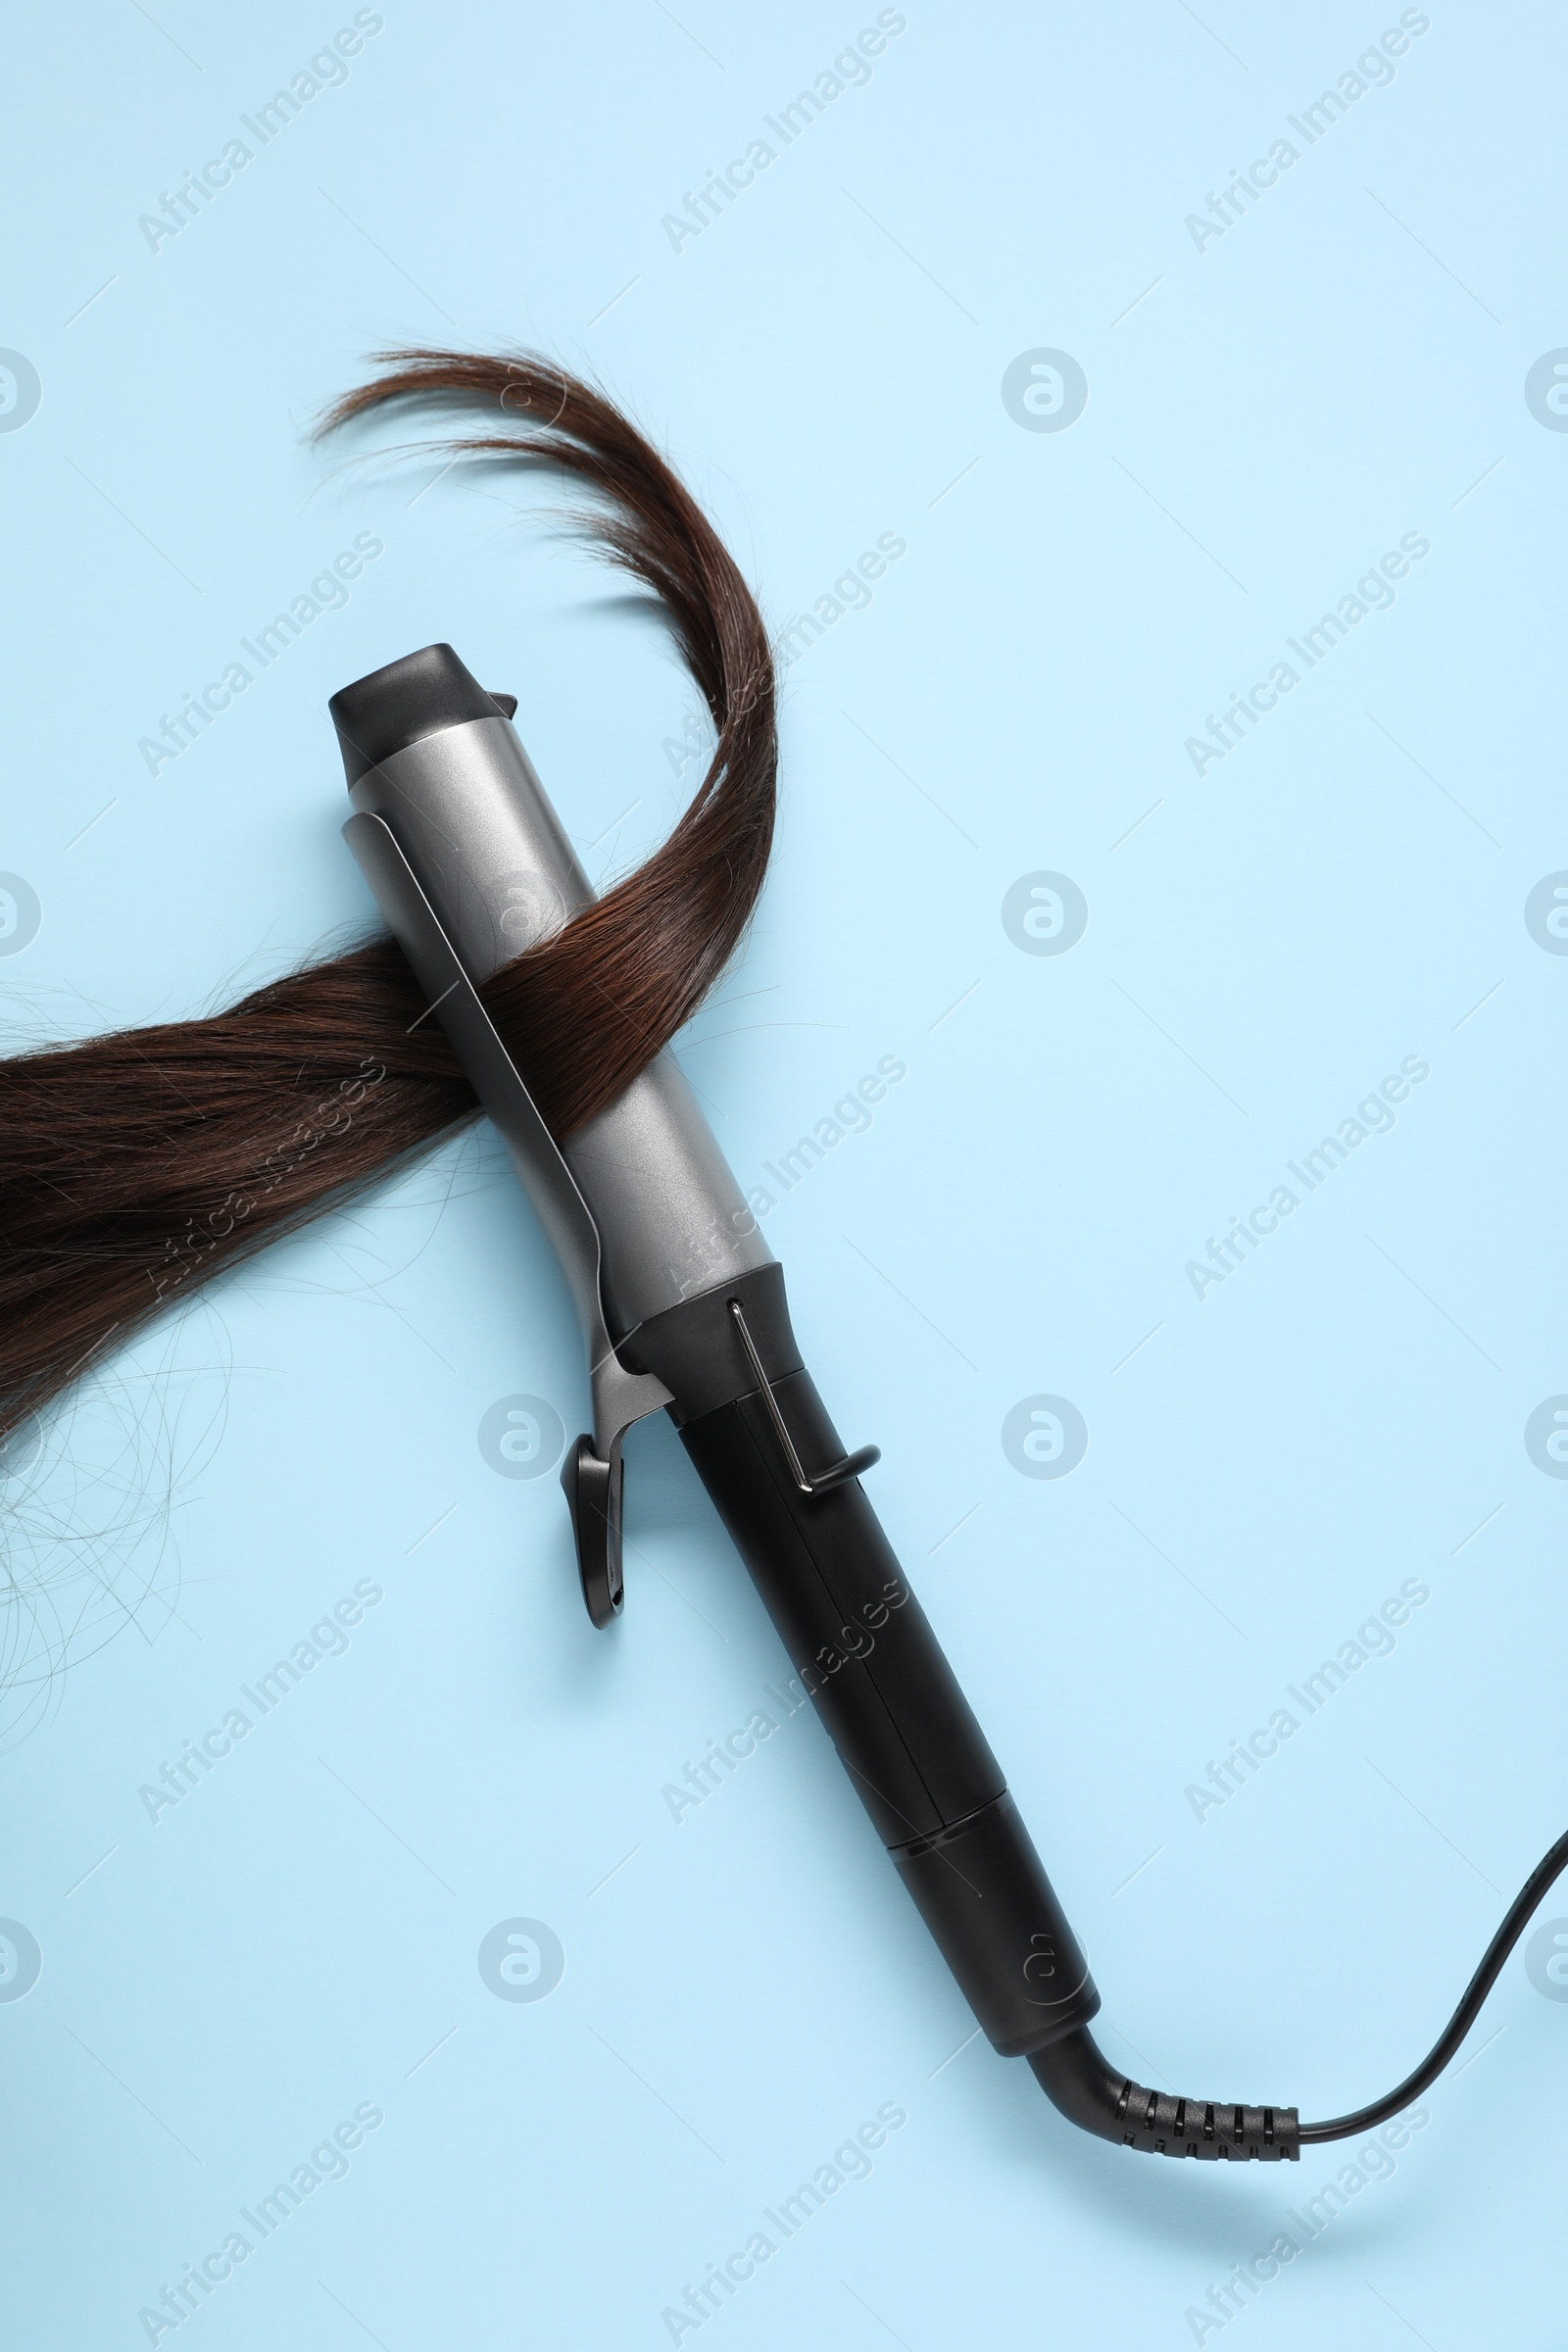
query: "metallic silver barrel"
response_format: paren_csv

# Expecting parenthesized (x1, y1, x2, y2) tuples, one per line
(331, 645, 771, 1340)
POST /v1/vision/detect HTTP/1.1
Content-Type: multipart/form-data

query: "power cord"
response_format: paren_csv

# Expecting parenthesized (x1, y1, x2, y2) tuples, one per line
(1029, 1827, 1568, 2160)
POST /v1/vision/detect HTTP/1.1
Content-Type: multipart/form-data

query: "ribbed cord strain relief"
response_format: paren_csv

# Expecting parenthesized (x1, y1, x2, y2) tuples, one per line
(1029, 2028, 1300, 2162)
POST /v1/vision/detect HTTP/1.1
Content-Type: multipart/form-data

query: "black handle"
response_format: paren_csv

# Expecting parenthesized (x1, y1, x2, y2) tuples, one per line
(624, 1265, 1101, 2059)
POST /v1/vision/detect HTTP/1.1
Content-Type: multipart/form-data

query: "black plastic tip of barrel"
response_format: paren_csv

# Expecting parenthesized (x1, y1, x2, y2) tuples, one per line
(329, 643, 508, 788)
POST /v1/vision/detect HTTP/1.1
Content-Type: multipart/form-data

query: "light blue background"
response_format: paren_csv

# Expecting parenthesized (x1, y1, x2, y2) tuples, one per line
(3, 3, 1566, 2345)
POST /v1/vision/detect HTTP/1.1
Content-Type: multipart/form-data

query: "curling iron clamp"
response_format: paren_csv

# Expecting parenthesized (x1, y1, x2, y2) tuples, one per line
(332, 642, 1567, 2166)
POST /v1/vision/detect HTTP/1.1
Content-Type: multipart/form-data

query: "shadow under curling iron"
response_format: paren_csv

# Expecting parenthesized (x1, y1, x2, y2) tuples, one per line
(332, 640, 1568, 2166)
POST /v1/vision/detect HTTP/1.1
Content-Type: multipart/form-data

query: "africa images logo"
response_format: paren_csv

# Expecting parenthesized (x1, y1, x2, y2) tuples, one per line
(0, 874, 41, 956)
(1002, 1396, 1089, 1479)
(1524, 1397, 1568, 1478)
(477, 1919, 564, 2002)
(1525, 352, 1568, 431)
(0, 352, 41, 434)
(1002, 872, 1088, 956)
(1525, 872, 1568, 952)
(1526, 1918, 1568, 2000)
(477, 1395, 566, 1480)
(0, 1921, 42, 2003)
(1001, 350, 1088, 434)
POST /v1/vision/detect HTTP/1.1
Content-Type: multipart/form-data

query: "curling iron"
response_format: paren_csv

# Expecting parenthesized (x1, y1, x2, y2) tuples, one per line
(332, 640, 1567, 2164)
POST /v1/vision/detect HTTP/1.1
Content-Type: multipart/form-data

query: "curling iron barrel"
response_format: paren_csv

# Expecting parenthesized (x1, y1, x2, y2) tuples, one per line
(331, 641, 772, 1339)
(329, 643, 1102, 2067)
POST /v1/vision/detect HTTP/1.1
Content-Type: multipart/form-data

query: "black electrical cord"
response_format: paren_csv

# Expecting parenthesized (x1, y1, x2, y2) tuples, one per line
(1299, 1823, 1568, 2141)
(1029, 1827, 1568, 2161)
